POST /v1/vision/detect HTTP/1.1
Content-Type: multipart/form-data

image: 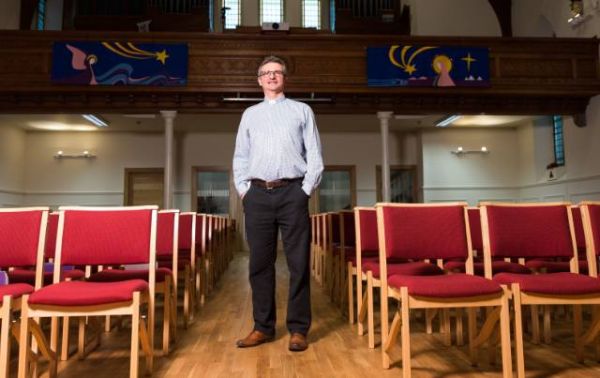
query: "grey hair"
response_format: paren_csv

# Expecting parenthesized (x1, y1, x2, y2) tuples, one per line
(257, 55, 287, 76)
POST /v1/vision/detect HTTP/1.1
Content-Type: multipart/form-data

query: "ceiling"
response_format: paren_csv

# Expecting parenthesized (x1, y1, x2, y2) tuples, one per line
(0, 113, 535, 133)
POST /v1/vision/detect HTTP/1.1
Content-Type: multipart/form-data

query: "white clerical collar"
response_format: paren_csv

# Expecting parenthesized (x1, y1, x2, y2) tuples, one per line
(265, 95, 286, 105)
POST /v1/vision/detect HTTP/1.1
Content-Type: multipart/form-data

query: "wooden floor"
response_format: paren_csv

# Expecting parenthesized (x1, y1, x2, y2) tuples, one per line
(14, 250, 600, 377)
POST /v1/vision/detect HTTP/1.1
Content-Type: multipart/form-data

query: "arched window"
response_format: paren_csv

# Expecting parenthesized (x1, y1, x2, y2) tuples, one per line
(302, 0, 320, 29)
(261, 0, 283, 24)
(222, 0, 241, 30)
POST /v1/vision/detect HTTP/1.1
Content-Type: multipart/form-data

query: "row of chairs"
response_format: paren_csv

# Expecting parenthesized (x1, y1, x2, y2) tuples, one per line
(311, 201, 600, 377)
(0, 206, 234, 378)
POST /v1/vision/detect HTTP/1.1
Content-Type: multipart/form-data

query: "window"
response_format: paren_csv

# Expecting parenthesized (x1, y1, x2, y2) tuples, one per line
(193, 167, 231, 215)
(316, 166, 356, 212)
(552, 115, 565, 166)
(376, 165, 418, 203)
(261, 0, 283, 24)
(302, 0, 320, 29)
(223, 0, 241, 30)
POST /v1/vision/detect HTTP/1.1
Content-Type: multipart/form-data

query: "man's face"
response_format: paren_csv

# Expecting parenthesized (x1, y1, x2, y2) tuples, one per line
(257, 62, 285, 94)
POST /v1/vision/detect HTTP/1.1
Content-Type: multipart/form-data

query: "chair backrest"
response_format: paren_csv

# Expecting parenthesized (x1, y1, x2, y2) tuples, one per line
(157, 210, 179, 258)
(196, 213, 206, 256)
(178, 212, 196, 250)
(0, 207, 49, 288)
(580, 202, 600, 277)
(56, 206, 157, 271)
(328, 212, 341, 246)
(44, 212, 59, 259)
(571, 206, 587, 255)
(480, 202, 576, 276)
(376, 203, 470, 261)
(354, 207, 378, 256)
(340, 210, 355, 248)
(467, 207, 483, 254)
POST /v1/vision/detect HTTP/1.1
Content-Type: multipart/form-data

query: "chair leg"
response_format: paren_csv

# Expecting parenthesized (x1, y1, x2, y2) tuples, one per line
(130, 293, 141, 378)
(512, 285, 526, 378)
(357, 273, 365, 336)
(499, 290, 513, 378)
(17, 301, 31, 378)
(543, 304, 552, 344)
(530, 305, 540, 344)
(0, 298, 11, 378)
(162, 281, 171, 355)
(61, 317, 70, 360)
(456, 308, 464, 346)
(399, 287, 411, 377)
(468, 308, 477, 365)
(574, 304, 584, 363)
(367, 271, 375, 349)
(347, 265, 355, 324)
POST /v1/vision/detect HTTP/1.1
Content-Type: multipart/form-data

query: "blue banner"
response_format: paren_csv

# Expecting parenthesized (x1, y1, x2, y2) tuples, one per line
(51, 41, 188, 86)
(367, 45, 489, 87)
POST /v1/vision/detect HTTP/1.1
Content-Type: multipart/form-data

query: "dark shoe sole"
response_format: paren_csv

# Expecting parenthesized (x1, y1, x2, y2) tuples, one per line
(288, 343, 308, 352)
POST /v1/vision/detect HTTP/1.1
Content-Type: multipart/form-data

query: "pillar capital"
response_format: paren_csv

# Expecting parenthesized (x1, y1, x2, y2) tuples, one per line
(376, 111, 393, 121)
(160, 110, 177, 120)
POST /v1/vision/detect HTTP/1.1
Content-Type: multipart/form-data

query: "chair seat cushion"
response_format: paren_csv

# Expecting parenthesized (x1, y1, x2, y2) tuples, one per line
(525, 259, 588, 274)
(444, 260, 531, 275)
(362, 261, 444, 278)
(0, 283, 35, 304)
(28, 280, 149, 306)
(493, 272, 600, 295)
(87, 267, 172, 283)
(8, 268, 85, 286)
(388, 274, 502, 298)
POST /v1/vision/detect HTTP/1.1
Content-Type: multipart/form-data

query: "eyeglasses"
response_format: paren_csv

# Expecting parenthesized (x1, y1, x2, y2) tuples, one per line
(258, 70, 285, 77)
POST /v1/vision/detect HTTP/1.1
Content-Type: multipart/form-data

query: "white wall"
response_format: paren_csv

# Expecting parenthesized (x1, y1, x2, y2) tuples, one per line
(411, 0, 501, 36)
(0, 0, 20, 30)
(422, 127, 519, 205)
(0, 126, 26, 206)
(23, 132, 164, 208)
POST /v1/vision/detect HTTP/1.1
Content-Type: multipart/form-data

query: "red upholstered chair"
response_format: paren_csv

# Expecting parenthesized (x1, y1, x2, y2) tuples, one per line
(580, 202, 600, 277)
(339, 210, 357, 322)
(325, 212, 341, 302)
(481, 202, 600, 378)
(0, 207, 49, 378)
(87, 209, 178, 355)
(173, 212, 196, 327)
(196, 213, 209, 301)
(377, 203, 512, 377)
(356, 206, 444, 349)
(445, 207, 531, 276)
(18, 206, 158, 378)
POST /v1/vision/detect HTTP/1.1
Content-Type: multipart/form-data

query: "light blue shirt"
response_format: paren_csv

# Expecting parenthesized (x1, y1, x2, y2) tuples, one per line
(233, 96, 324, 196)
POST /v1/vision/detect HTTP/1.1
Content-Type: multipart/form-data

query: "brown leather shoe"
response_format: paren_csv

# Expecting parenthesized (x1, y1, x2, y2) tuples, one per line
(288, 333, 308, 352)
(236, 330, 274, 348)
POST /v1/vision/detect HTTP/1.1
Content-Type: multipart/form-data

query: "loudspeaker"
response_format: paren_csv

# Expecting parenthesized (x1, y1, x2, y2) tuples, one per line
(262, 22, 289, 31)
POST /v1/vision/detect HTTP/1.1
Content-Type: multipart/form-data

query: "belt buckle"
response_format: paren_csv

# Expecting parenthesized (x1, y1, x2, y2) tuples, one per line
(265, 181, 274, 190)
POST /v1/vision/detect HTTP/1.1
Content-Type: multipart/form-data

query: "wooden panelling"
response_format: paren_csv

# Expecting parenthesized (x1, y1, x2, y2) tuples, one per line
(0, 31, 597, 115)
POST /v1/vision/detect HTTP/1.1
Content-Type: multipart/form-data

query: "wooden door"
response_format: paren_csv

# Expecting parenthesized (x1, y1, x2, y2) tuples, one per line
(124, 168, 164, 208)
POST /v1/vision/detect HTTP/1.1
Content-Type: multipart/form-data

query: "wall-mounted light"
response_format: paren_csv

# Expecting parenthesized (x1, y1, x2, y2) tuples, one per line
(54, 150, 96, 159)
(451, 146, 490, 155)
(82, 114, 109, 128)
(436, 115, 462, 127)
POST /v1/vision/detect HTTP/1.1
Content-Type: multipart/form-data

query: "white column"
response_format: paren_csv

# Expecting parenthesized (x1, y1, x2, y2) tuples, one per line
(161, 110, 177, 209)
(377, 111, 393, 202)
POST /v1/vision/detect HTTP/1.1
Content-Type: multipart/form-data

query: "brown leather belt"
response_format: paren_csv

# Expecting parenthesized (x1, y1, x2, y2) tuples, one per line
(251, 177, 303, 190)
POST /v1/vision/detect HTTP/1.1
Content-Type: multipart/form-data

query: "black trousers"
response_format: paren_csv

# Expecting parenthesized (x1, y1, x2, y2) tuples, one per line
(243, 180, 311, 336)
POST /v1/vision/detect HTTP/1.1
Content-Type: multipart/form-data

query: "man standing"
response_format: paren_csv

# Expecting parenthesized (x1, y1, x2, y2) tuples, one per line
(233, 56, 323, 352)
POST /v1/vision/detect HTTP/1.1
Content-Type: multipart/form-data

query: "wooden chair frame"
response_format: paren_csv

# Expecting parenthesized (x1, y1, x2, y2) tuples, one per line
(377, 202, 512, 378)
(0, 207, 50, 377)
(18, 206, 158, 378)
(481, 201, 600, 378)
